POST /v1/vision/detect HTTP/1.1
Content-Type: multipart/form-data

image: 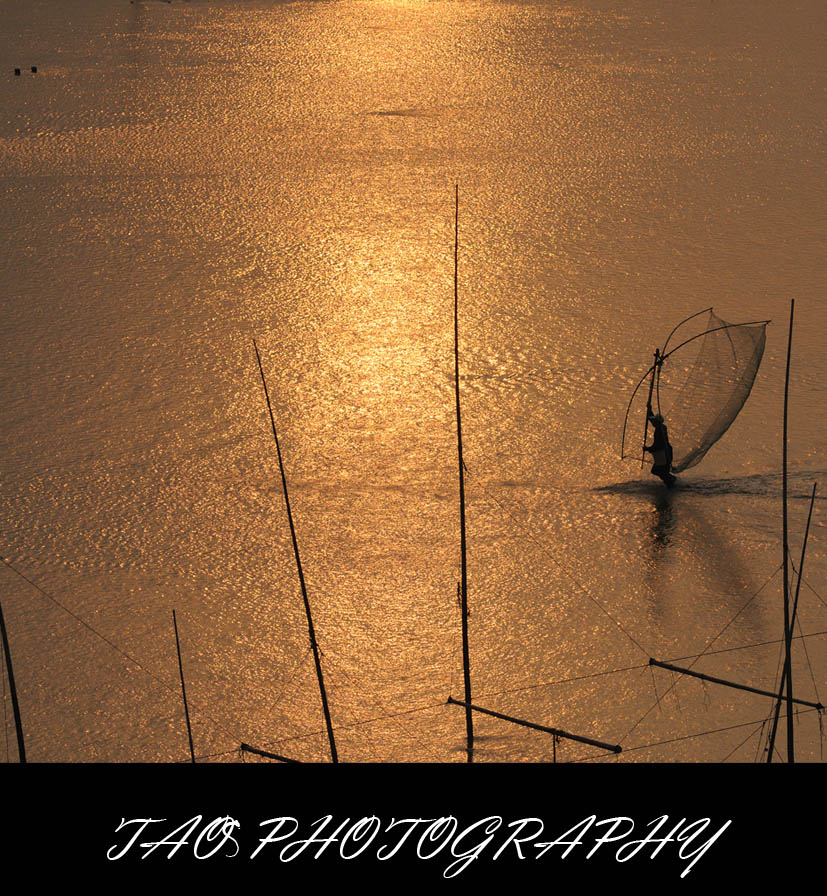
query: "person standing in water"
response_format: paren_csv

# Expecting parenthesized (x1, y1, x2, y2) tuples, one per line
(644, 401, 676, 487)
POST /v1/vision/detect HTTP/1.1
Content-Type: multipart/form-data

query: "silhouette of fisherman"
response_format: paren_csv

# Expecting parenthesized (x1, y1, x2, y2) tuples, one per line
(644, 401, 676, 487)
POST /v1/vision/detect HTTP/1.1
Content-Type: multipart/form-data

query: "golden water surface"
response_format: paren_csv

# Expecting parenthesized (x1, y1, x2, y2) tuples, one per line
(0, 0, 825, 762)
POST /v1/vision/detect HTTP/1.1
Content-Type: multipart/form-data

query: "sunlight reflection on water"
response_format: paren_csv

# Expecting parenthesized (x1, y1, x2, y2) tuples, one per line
(0, 0, 824, 763)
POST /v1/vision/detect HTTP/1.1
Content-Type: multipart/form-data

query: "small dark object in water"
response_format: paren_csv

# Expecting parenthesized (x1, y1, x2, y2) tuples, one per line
(14, 68, 20, 76)
(31, 66, 37, 73)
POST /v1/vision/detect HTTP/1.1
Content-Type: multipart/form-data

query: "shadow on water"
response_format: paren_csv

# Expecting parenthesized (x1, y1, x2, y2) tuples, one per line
(650, 488, 676, 549)
(595, 470, 826, 500)
(594, 473, 783, 628)
(677, 500, 764, 611)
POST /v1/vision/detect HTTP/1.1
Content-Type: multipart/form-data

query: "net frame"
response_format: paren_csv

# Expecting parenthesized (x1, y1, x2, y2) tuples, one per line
(621, 310, 770, 473)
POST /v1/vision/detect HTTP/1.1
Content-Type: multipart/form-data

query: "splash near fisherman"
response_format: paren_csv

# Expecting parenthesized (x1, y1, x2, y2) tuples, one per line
(621, 310, 770, 488)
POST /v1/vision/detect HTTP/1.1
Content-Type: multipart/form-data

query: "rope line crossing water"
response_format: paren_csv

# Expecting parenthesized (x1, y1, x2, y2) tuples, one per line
(466, 474, 824, 758)
(616, 563, 785, 749)
(2, 544, 825, 761)
(475, 481, 653, 659)
(756, 552, 823, 761)
(570, 707, 822, 762)
(477, 629, 827, 702)
(0, 553, 251, 759)
(0, 550, 463, 762)
(208, 629, 827, 762)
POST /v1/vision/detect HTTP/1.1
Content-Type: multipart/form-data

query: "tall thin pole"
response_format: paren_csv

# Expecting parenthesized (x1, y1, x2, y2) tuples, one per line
(790, 483, 817, 643)
(0, 602, 26, 763)
(454, 185, 473, 762)
(781, 298, 795, 763)
(768, 481, 816, 761)
(172, 610, 196, 764)
(254, 340, 338, 763)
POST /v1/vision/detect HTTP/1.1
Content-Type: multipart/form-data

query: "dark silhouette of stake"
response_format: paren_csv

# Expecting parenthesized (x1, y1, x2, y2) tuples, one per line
(767, 481, 818, 761)
(447, 697, 622, 754)
(253, 340, 338, 763)
(649, 659, 822, 710)
(0, 602, 26, 763)
(240, 742, 300, 763)
(781, 299, 795, 762)
(453, 185, 473, 763)
(172, 609, 195, 763)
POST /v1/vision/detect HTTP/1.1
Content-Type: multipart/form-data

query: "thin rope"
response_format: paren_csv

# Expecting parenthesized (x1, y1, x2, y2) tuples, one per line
(761, 612, 787, 759)
(721, 720, 769, 762)
(794, 611, 821, 705)
(475, 480, 652, 658)
(650, 666, 662, 713)
(671, 671, 683, 715)
(573, 706, 820, 761)
(701, 678, 710, 709)
(788, 557, 823, 705)
(323, 653, 445, 762)
(797, 574, 827, 610)
(319, 667, 384, 763)
(616, 562, 783, 747)
(259, 647, 314, 724)
(753, 717, 770, 763)
(244, 696, 454, 755)
(464, 629, 827, 704)
(0, 553, 250, 753)
(481, 661, 650, 700)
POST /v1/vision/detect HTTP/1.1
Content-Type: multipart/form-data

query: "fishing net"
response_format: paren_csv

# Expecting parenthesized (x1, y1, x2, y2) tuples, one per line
(656, 311, 767, 472)
(621, 310, 768, 473)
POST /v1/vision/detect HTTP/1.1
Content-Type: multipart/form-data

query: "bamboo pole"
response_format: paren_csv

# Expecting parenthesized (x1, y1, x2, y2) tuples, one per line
(649, 658, 822, 710)
(253, 340, 338, 764)
(240, 743, 300, 763)
(789, 484, 816, 646)
(0, 602, 26, 763)
(447, 696, 622, 753)
(172, 610, 195, 764)
(453, 185, 473, 763)
(781, 299, 795, 762)
(767, 481, 818, 761)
